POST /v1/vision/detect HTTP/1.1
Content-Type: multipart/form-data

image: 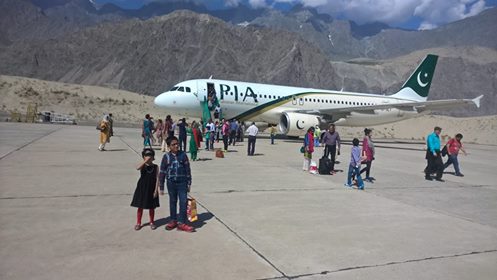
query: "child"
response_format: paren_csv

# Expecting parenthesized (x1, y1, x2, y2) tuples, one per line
(131, 148, 160, 230)
(345, 138, 365, 190)
(159, 136, 194, 232)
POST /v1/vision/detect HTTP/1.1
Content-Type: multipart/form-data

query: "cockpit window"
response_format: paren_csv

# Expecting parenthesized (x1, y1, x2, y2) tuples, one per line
(170, 87, 178, 91)
(186, 87, 191, 92)
(178, 87, 184, 92)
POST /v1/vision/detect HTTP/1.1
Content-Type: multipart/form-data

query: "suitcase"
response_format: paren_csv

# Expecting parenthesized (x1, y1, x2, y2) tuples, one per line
(319, 156, 332, 175)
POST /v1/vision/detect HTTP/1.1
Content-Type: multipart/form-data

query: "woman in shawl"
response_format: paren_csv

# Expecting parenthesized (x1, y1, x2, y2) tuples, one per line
(187, 121, 198, 161)
(98, 115, 110, 151)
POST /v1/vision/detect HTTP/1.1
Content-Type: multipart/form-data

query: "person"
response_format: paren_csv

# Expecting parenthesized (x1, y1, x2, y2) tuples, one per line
(321, 124, 341, 174)
(131, 148, 160, 230)
(425, 126, 444, 181)
(302, 127, 315, 171)
(187, 121, 198, 161)
(444, 133, 467, 177)
(238, 122, 243, 143)
(229, 119, 238, 146)
(314, 125, 321, 147)
(155, 119, 164, 147)
(159, 136, 194, 232)
(214, 105, 221, 119)
(207, 119, 215, 150)
(214, 120, 220, 143)
(246, 122, 259, 156)
(360, 128, 375, 182)
(222, 119, 230, 152)
(142, 114, 153, 148)
(162, 115, 172, 152)
(345, 138, 365, 190)
(178, 118, 187, 152)
(98, 115, 111, 151)
(107, 113, 114, 143)
(269, 124, 276, 145)
(149, 117, 156, 145)
(204, 120, 211, 151)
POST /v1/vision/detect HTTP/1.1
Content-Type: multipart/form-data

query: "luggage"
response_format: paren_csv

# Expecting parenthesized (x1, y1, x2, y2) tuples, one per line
(309, 161, 318, 174)
(187, 197, 198, 222)
(441, 145, 448, 157)
(215, 149, 224, 158)
(319, 156, 332, 175)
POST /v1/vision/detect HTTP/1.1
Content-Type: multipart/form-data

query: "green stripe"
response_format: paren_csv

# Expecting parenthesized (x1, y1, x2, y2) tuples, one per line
(231, 92, 328, 121)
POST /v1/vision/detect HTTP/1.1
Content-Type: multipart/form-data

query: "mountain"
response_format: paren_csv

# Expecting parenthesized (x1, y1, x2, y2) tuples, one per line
(0, 0, 124, 44)
(0, 11, 339, 96)
(250, 6, 497, 60)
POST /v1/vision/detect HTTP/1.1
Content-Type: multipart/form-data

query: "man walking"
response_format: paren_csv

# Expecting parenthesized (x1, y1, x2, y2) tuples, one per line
(246, 122, 259, 156)
(444, 133, 467, 177)
(321, 124, 341, 174)
(425, 126, 444, 181)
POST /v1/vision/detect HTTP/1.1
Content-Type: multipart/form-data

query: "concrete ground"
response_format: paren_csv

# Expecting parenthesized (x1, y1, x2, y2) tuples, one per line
(1, 122, 496, 280)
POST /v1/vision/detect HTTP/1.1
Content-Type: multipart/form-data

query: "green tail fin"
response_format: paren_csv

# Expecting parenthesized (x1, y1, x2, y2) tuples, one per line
(400, 54, 438, 98)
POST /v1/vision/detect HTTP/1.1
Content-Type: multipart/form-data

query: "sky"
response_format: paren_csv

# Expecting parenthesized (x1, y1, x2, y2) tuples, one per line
(93, 0, 497, 30)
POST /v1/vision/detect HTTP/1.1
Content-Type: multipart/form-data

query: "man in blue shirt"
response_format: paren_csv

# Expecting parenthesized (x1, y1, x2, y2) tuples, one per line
(425, 126, 444, 181)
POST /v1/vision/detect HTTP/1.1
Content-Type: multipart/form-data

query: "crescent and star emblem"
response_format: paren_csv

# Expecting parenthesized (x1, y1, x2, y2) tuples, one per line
(296, 120, 304, 130)
(417, 72, 429, 87)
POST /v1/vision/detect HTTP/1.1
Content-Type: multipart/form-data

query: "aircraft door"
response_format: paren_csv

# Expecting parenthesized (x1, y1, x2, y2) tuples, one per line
(197, 81, 208, 102)
(299, 97, 304, 106)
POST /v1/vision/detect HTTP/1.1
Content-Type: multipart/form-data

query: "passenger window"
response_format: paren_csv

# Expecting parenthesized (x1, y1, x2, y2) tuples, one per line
(264, 95, 267, 98)
(178, 87, 184, 92)
(186, 87, 191, 92)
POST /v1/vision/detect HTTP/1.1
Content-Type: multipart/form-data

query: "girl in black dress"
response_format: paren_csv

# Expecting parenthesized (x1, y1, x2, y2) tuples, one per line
(131, 148, 160, 230)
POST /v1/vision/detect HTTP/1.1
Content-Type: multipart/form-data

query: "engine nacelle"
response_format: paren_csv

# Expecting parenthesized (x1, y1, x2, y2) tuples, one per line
(278, 112, 320, 137)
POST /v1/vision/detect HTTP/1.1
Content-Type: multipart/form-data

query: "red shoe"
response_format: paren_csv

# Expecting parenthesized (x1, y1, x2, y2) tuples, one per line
(165, 220, 177, 231)
(177, 223, 194, 232)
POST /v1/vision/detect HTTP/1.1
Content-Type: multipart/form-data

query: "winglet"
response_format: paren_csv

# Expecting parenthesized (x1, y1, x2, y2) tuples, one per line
(472, 95, 484, 108)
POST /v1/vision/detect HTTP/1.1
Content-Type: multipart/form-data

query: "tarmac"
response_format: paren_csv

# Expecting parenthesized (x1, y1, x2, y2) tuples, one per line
(1, 122, 496, 280)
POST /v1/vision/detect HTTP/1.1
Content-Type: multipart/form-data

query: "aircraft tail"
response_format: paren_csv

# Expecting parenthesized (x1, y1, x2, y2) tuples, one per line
(391, 54, 438, 102)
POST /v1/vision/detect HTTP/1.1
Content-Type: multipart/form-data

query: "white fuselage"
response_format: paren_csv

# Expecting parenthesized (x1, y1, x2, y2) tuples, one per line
(154, 79, 424, 131)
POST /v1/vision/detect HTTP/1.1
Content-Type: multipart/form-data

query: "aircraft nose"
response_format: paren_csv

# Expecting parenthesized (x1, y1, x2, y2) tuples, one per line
(154, 92, 169, 107)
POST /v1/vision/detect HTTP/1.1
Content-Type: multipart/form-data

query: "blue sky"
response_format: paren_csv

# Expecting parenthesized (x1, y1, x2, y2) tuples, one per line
(93, 0, 497, 30)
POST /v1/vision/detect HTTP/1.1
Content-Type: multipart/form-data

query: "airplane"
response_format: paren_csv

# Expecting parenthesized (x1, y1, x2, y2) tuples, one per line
(154, 54, 483, 136)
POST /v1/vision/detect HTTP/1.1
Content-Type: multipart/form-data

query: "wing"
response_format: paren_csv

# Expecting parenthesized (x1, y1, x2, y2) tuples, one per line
(294, 95, 483, 116)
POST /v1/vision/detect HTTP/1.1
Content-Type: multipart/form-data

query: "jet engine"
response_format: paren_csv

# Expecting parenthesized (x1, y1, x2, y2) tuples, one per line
(278, 112, 321, 137)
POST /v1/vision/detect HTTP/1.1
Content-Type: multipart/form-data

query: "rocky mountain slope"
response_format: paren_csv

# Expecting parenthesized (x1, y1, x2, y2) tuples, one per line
(0, 11, 339, 95)
(252, 6, 497, 60)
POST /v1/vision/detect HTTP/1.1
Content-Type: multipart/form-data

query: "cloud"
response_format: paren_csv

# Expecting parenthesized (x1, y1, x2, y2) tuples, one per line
(267, 0, 490, 29)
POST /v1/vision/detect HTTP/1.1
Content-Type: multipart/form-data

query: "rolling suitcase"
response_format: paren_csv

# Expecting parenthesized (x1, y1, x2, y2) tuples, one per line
(319, 156, 332, 175)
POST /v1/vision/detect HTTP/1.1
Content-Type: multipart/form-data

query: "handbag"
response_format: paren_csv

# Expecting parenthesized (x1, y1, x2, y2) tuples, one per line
(187, 197, 198, 222)
(300, 146, 305, 153)
(441, 145, 448, 157)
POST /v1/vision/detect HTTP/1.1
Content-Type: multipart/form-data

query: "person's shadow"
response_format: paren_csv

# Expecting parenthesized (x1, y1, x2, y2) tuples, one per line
(154, 212, 214, 230)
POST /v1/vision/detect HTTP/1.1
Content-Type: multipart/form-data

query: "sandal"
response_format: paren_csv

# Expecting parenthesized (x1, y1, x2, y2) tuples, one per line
(134, 224, 141, 231)
(150, 223, 157, 230)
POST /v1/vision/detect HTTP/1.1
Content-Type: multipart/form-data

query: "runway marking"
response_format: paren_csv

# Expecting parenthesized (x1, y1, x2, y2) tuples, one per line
(257, 249, 497, 280)
(195, 199, 288, 279)
(0, 126, 64, 161)
(0, 193, 133, 200)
